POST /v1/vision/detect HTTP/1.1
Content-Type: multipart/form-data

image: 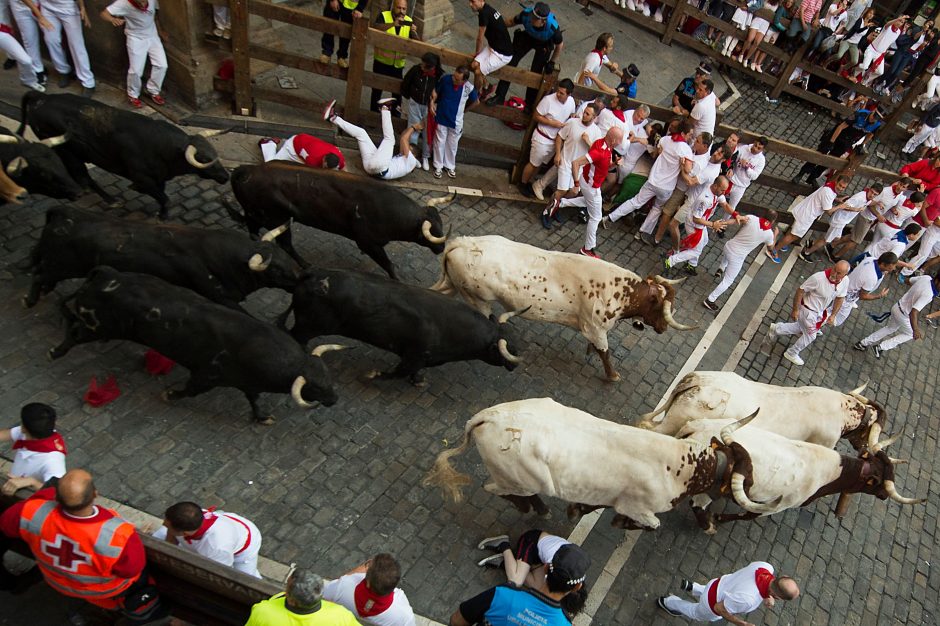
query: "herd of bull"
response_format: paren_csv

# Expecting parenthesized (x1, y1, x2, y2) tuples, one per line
(3, 92, 922, 532)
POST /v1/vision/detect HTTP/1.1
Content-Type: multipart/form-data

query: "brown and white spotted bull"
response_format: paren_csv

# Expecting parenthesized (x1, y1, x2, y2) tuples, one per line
(429, 235, 695, 381)
(424, 398, 743, 530)
(636, 371, 885, 451)
(682, 420, 923, 531)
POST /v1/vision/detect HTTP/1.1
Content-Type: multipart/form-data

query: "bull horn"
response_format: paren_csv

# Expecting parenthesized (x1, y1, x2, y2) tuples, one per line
(497, 306, 531, 324)
(720, 409, 759, 445)
(871, 425, 904, 454)
(291, 376, 315, 408)
(848, 382, 870, 404)
(198, 128, 233, 138)
(888, 457, 909, 465)
(311, 343, 347, 358)
(883, 480, 925, 505)
(184, 144, 218, 170)
(39, 133, 67, 147)
(6, 156, 27, 175)
(261, 220, 291, 242)
(248, 254, 271, 271)
(730, 473, 783, 514)
(497, 338, 522, 364)
(421, 220, 447, 245)
(867, 422, 882, 450)
(662, 299, 697, 331)
(426, 191, 456, 208)
(0, 134, 21, 144)
(653, 275, 686, 286)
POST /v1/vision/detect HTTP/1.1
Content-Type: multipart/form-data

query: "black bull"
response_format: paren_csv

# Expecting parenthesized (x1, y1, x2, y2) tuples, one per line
(24, 206, 301, 309)
(17, 92, 229, 220)
(279, 268, 525, 384)
(50, 267, 345, 423)
(0, 128, 82, 200)
(226, 163, 451, 279)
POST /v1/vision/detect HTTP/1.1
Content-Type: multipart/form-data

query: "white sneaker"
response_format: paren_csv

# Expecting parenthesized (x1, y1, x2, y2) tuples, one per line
(531, 180, 545, 200)
(26, 82, 45, 93)
(447, 169, 456, 178)
(626, 0, 636, 9)
(642, 4, 651, 16)
(783, 351, 804, 366)
(421, 157, 429, 171)
(654, 7, 663, 21)
(766, 322, 778, 343)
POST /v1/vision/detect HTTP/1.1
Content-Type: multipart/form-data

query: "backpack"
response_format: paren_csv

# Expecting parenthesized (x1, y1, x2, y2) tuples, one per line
(502, 96, 527, 130)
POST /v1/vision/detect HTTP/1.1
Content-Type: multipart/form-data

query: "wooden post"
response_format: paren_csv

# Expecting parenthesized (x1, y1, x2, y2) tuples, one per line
(662, 0, 687, 45)
(510, 69, 560, 184)
(770, 39, 809, 100)
(230, 0, 254, 116)
(344, 16, 371, 124)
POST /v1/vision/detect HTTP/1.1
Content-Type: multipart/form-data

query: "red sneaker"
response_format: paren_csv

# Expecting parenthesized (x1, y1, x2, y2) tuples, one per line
(579, 247, 600, 259)
(149, 93, 166, 106)
(128, 96, 143, 108)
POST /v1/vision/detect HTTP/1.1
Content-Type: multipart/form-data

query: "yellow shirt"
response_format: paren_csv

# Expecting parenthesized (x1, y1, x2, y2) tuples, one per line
(245, 593, 361, 626)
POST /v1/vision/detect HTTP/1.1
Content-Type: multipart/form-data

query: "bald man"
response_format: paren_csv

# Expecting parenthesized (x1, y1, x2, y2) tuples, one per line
(0, 469, 167, 623)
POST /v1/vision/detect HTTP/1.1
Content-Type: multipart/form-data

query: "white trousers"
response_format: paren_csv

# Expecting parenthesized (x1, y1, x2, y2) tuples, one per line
(10, 0, 43, 72)
(0, 30, 38, 87)
(861, 303, 913, 351)
(334, 108, 394, 175)
(213, 6, 231, 29)
(41, 5, 95, 88)
(829, 295, 856, 326)
(869, 222, 900, 246)
(860, 46, 884, 77)
(706, 249, 746, 302)
(774, 306, 821, 357)
(661, 580, 722, 622)
(903, 123, 937, 153)
(669, 228, 708, 267)
(727, 183, 747, 209)
(125, 34, 166, 98)
(560, 176, 603, 249)
(902, 228, 940, 275)
(608, 181, 671, 222)
(433, 124, 461, 171)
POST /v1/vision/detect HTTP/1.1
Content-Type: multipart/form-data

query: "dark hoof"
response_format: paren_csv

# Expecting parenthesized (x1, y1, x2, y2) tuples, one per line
(606, 372, 622, 383)
(47, 347, 63, 361)
(566, 504, 584, 521)
(106, 199, 123, 210)
(21, 295, 36, 309)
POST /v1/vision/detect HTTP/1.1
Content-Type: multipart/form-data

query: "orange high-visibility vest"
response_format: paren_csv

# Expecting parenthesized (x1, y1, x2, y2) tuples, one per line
(18, 499, 137, 604)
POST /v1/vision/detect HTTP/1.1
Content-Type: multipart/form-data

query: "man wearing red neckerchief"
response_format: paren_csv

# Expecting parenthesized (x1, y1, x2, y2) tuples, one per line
(767, 175, 848, 263)
(1, 402, 66, 496)
(766, 260, 850, 366)
(100, 0, 168, 109)
(322, 553, 416, 626)
(658, 561, 800, 624)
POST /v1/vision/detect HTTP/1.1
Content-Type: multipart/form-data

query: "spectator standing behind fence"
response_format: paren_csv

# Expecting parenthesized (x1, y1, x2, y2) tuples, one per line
(672, 63, 712, 117)
(401, 52, 442, 172)
(35, 0, 96, 96)
(487, 2, 563, 110)
(9, 0, 51, 87)
(430, 65, 479, 180)
(469, 0, 514, 100)
(322, 554, 416, 626)
(782, 0, 822, 52)
(246, 567, 360, 626)
(321, 0, 367, 69)
(1, 403, 66, 496)
(208, 3, 230, 39)
(101, 0, 168, 108)
(369, 0, 419, 115)
(576, 33, 620, 95)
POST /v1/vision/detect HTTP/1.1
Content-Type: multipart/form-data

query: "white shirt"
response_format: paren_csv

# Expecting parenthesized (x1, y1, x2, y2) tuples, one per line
(867, 233, 910, 259)
(106, 0, 158, 39)
(533, 93, 576, 145)
(899, 275, 937, 313)
(686, 157, 722, 199)
(715, 562, 775, 616)
(865, 185, 904, 221)
(820, 5, 848, 30)
(690, 92, 718, 137)
(792, 185, 837, 225)
(871, 23, 901, 53)
(558, 118, 602, 165)
(885, 200, 919, 227)
(685, 187, 722, 233)
(579, 51, 608, 88)
(844, 257, 884, 301)
(730, 145, 766, 188)
(830, 190, 868, 227)
(677, 152, 713, 192)
(381, 153, 419, 180)
(800, 270, 849, 314)
(536, 534, 570, 564)
(322, 572, 417, 626)
(724, 214, 775, 258)
(618, 123, 650, 174)
(596, 109, 627, 135)
(647, 135, 693, 190)
(8, 426, 66, 483)
(159, 510, 258, 569)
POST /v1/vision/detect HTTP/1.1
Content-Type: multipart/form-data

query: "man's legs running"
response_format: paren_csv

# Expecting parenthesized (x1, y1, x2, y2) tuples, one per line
(706, 252, 744, 303)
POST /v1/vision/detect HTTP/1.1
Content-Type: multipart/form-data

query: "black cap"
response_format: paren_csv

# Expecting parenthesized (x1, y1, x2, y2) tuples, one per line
(533, 2, 550, 18)
(550, 544, 591, 587)
(627, 63, 640, 78)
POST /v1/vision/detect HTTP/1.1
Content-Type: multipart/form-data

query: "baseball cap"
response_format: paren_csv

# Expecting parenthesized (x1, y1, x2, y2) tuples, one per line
(534, 2, 550, 18)
(550, 544, 591, 588)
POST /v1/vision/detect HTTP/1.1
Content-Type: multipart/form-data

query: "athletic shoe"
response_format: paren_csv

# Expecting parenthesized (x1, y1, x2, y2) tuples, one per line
(680, 579, 694, 592)
(580, 247, 600, 258)
(477, 535, 510, 551)
(447, 169, 456, 179)
(480, 84, 496, 100)
(433, 169, 443, 179)
(634, 230, 642, 240)
(601, 216, 611, 229)
(898, 274, 907, 284)
(81, 86, 95, 98)
(531, 182, 545, 201)
(545, 197, 560, 218)
(853, 341, 867, 351)
(421, 157, 429, 171)
(798, 250, 814, 262)
(872, 345, 882, 359)
(323, 99, 337, 122)
(541, 212, 552, 229)
(783, 351, 804, 366)
(780, 246, 791, 252)
(714, 268, 723, 279)
(578, 210, 587, 224)
(128, 96, 143, 108)
(640, 232, 656, 246)
(553, 211, 565, 224)
(702, 299, 719, 312)
(337, 58, 349, 69)
(148, 93, 166, 106)
(319, 53, 330, 64)
(684, 264, 698, 276)
(766, 322, 778, 343)
(765, 247, 781, 263)
(927, 317, 938, 328)
(26, 83, 45, 93)
(57, 74, 73, 88)
(36, 70, 46, 85)
(377, 97, 397, 108)
(664, 257, 673, 270)
(657, 597, 683, 617)
(477, 554, 504, 568)
(519, 183, 534, 198)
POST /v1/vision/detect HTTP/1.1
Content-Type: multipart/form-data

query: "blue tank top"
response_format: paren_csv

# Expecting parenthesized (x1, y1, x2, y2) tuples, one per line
(484, 585, 571, 626)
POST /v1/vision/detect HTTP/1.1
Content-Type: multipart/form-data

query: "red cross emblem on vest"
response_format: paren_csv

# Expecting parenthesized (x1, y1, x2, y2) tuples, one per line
(41, 535, 92, 573)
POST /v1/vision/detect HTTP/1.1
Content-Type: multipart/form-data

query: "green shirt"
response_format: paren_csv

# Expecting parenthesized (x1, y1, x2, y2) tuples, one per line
(245, 593, 361, 626)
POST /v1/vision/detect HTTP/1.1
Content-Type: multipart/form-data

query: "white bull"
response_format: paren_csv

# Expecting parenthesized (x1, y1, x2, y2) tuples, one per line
(424, 398, 729, 531)
(637, 372, 884, 450)
(429, 235, 695, 381)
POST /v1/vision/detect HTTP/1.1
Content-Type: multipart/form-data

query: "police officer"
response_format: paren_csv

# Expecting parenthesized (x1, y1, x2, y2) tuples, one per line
(369, 0, 419, 115)
(487, 1, 563, 110)
(321, 0, 368, 69)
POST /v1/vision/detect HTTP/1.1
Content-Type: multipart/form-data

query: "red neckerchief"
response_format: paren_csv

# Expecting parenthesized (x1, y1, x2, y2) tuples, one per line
(670, 133, 685, 142)
(451, 80, 461, 91)
(824, 181, 838, 191)
(759, 218, 773, 230)
(421, 68, 436, 77)
(755, 567, 775, 598)
(184, 508, 219, 543)
(354, 579, 394, 617)
(891, 183, 902, 195)
(679, 194, 718, 250)
(12, 432, 67, 454)
(824, 267, 844, 285)
(128, 0, 150, 10)
(612, 109, 625, 122)
(591, 49, 605, 62)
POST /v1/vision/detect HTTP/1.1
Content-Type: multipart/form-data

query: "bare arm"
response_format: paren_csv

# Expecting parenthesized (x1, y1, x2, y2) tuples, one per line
(20, 0, 53, 30)
(828, 296, 845, 324)
(475, 26, 486, 56)
(449, 610, 472, 626)
(0, 428, 11, 443)
(792, 288, 804, 321)
(101, 8, 124, 26)
(911, 309, 922, 339)
(858, 287, 889, 301)
(533, 112, 565, 129)
(1, 475, 43, 496)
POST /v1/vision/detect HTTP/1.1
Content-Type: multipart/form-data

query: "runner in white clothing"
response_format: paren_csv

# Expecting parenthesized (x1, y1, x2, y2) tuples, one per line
(325, 98, 421, 180)
(690, 79, 717, 137)
(323, 554, 417, 626)
(863, 223, 920, 268)
(854, 272, 940, 357)
(858, 15, 908, 82)
(832, 177, 910, 259)
(871, 191, 925, 243)
(577, 32, 620, 94)
(664, 176, 738, 275)
(726, 139, 767, 209)
(538, 104, 604, 225)
(703, 210, 778, 311)
(9, 0, 50, 83)
(0, 1, 46, 92)
(1, 403, 67, 496)
(522, 80, 576, 191)
(829, 252, 896, 326)
(766, 262, 850, 366)
(768, 175, 849, 263)
(638, 132, 712, 242)
(101, 0, 167, 108)
(801, 184, 881, 261)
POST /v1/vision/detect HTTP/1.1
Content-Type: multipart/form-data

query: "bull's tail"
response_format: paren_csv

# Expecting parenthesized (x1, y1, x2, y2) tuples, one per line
(423, 418, 485, 503)
(428, 244, 456, 295)
(222, 197, 247, 227)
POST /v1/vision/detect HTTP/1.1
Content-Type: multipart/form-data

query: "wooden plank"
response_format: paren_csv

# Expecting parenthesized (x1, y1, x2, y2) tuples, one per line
(671, 31, 776, 87)
(247, 0, 351, 38)
(344, 16, 370, 124)
(679, 4, 789, 60)
(795, 60, 882, 102)
(249, 43, 348, 81)
(771, 37, 809, 99)
(230, 0, 253, 116)
(781, 82, 854, 116)
(662, 0, 687, 45)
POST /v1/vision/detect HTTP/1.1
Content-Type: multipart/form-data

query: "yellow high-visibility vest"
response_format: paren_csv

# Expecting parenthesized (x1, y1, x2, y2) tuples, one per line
(341, 0, 361, 10)
(374, 11, 412, 68)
